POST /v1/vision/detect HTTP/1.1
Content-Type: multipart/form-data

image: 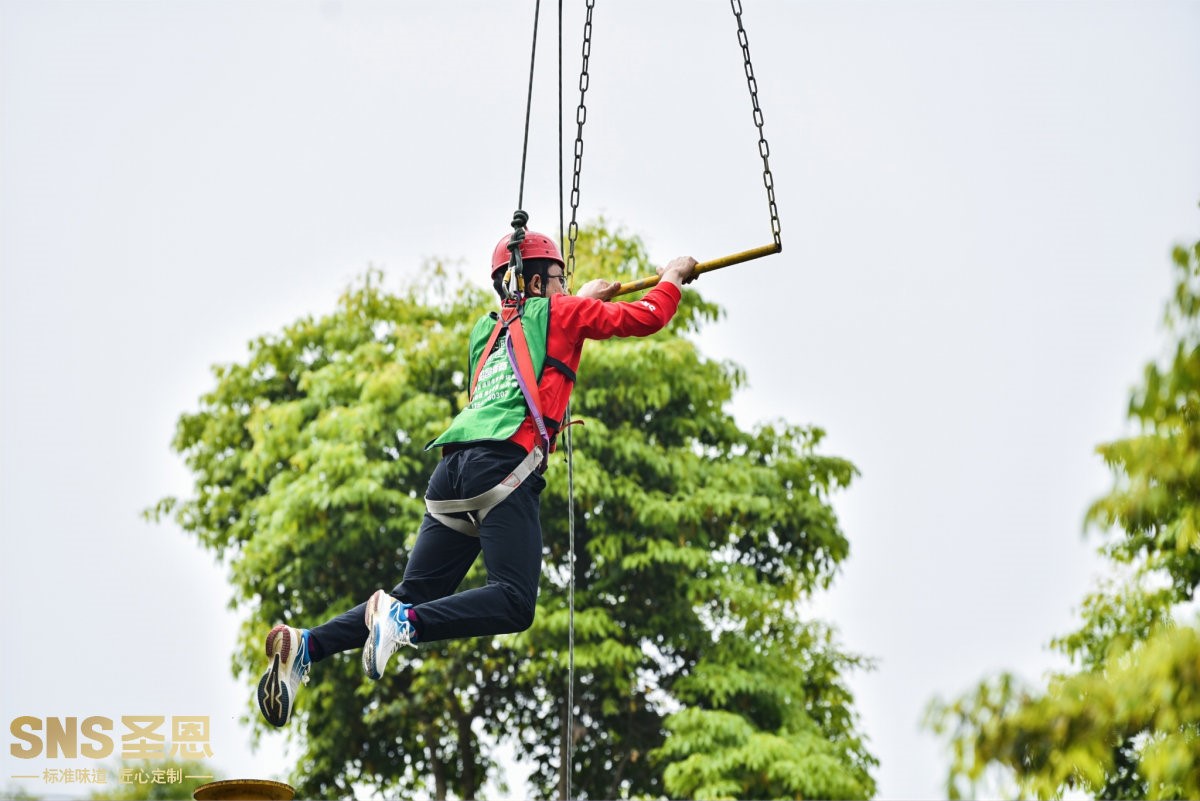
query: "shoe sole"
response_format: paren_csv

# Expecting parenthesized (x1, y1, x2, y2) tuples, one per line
(257, 626, 294, 727)
(362, 590, 390, 680)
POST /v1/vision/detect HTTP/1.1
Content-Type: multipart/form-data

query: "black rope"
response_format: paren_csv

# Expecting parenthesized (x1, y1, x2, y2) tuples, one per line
(556, 11, 578, 801)
(505, 0, 544, 300)
(517, 0, 543, 210)
(558, 0, 565, 264)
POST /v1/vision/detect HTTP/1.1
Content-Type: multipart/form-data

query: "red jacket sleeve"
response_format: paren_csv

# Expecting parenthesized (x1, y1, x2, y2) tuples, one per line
(552, 282, 682, 343)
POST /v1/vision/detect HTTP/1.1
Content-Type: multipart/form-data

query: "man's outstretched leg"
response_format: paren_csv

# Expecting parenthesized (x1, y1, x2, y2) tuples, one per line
(253, 442, 540, 724)
(256, 625, 311, 727)
(302, 505, 481, 669)
(389, 457, 545, 643)
(253, 450, 484, 725)
(361, 442, 543, 676)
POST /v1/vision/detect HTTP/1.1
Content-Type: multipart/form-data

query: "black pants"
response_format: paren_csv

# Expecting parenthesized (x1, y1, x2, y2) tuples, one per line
(309, 442, 545, 659)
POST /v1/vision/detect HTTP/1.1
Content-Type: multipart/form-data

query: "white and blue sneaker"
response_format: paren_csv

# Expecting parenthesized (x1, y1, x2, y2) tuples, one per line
(257, 625, 311, 727)
(362, 589, 417, 680)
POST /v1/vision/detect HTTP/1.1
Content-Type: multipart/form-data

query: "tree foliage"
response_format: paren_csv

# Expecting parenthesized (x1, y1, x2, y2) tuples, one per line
(926, 232, 1200, 799)
(149, 222, 875, 799)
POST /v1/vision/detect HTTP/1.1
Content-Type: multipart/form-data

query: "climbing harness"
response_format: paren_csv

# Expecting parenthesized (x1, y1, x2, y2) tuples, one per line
(421, 298, 565, 533)
(424, 220, 578, 530)
(424, 446, 546, 537)
(468, 273, 574, 466)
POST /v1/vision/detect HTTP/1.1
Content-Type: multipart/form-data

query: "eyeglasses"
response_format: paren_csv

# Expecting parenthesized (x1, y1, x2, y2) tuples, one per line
(547, 273, 568, 287)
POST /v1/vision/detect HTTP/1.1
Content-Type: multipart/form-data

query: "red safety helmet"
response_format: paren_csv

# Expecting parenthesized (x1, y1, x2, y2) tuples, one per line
(491, 230, 565, 276)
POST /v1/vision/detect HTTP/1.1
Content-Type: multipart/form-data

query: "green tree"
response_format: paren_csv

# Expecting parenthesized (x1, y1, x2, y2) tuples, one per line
(926, 230, 1200, 799)
(149, 223, 875, 799)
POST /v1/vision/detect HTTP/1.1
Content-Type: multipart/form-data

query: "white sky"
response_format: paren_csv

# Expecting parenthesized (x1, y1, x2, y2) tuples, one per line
(2, 1, 1198, 799)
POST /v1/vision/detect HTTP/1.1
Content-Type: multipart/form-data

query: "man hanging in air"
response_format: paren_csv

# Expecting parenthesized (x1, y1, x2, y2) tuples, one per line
(256, 226, 697, 726)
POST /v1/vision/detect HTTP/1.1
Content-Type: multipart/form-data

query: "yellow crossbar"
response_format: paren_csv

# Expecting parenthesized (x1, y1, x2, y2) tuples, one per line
(613, 242, 781, 297)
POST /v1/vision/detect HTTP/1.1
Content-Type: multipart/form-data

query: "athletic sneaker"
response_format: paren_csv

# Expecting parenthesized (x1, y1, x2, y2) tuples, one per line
(257, 625, 311, 727)
(362, 589, 417, 680)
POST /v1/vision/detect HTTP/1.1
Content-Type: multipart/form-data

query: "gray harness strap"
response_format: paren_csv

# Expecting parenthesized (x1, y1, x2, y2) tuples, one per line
(424, 446, 544, 537)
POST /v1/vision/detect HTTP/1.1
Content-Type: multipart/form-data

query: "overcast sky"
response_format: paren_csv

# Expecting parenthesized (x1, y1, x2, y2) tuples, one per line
(2, 1, 1199, 799)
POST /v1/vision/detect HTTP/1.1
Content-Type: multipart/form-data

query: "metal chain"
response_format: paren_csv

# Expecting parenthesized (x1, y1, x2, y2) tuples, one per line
(730, 0, 781, 248)
(564, 0, 596, 289)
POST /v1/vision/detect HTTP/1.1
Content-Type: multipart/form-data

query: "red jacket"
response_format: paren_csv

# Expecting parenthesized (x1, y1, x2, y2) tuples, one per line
(508, 282, 682, 453)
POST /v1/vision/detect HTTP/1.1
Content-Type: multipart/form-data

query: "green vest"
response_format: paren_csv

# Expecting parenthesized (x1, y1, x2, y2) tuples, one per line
(427, 298, 550, 449)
